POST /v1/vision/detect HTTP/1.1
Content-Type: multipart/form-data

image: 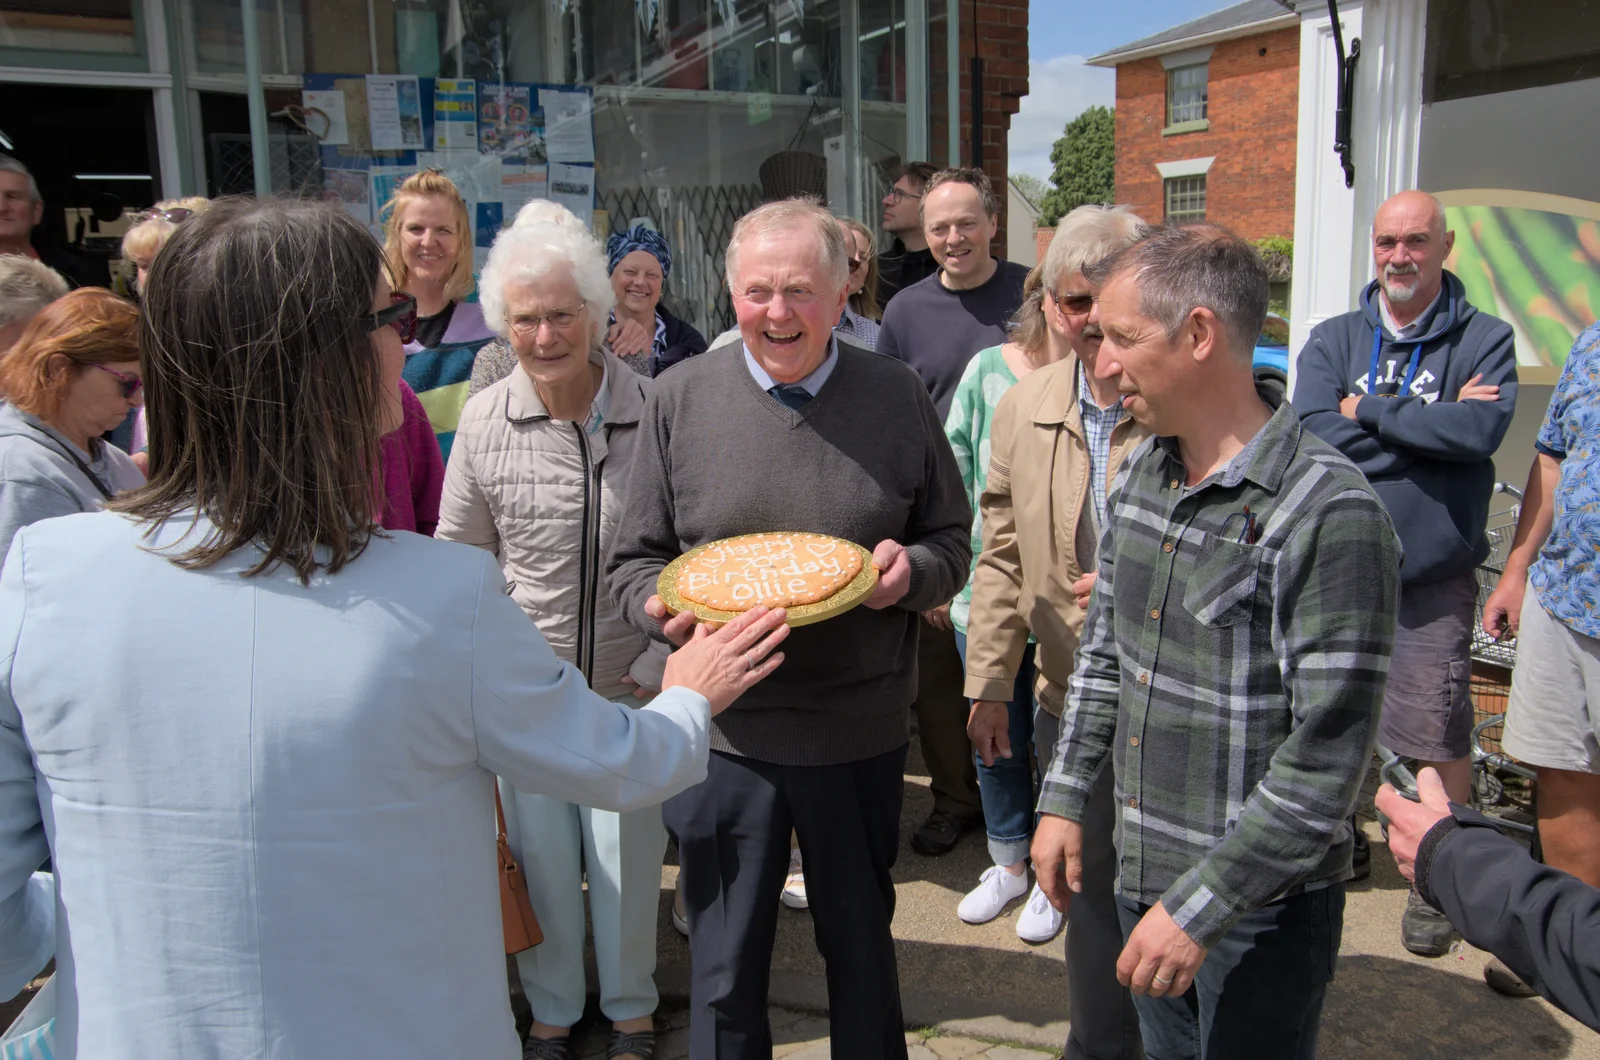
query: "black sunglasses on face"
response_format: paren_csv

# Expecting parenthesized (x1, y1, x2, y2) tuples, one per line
(363, 292, 419, 344)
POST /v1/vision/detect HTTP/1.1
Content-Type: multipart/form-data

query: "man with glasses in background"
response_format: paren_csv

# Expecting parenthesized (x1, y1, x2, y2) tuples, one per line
(876, 162, 940, 306)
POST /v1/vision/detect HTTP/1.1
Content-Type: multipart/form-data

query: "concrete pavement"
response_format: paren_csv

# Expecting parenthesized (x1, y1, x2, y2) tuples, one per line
(632, 740, 1596, 1059)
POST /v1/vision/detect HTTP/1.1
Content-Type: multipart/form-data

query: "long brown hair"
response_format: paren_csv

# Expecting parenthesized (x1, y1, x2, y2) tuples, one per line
(840, 217, 882, 321)
(381, 170, 475, 306)
(0, 287, 139, 418)
(111, 197, 388, 584)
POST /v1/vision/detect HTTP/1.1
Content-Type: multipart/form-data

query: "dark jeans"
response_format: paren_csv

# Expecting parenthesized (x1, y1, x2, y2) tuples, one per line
(664, 744, 910, 1060)
(953, 630, 1039, 866)
(1114, 885, 1344, 1060)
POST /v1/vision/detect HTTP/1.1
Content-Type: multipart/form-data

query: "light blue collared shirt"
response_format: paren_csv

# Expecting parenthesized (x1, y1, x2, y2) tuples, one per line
(743, 338, 840, 397)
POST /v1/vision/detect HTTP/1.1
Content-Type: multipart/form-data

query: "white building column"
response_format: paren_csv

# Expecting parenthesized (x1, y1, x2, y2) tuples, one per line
(1287, 0, 1428, 380)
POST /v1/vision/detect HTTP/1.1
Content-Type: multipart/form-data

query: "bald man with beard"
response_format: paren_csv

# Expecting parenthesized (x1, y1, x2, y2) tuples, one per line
(1292, 190, 1517, 959)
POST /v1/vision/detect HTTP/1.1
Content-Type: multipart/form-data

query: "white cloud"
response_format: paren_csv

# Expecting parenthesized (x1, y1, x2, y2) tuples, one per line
(1009, 55, 1115, 183)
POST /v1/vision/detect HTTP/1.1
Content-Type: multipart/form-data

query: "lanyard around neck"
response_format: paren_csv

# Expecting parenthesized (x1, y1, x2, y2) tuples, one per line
(26, 425, 112, 500)
(1369, 326, 1422, 399)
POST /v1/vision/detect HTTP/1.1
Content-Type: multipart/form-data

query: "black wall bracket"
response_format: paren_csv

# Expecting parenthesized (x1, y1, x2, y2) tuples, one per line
(1328, 0, 1361, 188)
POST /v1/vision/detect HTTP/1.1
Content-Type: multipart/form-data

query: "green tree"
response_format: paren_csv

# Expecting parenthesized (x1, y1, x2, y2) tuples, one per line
(1010, 173, 1049, 210)
(1040, 105, 1115, 226)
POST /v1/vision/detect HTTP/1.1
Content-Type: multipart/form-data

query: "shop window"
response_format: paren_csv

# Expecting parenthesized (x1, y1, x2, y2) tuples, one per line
(186, 0, 920, 336)
(189, 0, 306, 75)
(1426, 0, 1600, 102)
(1164, 175, 1206, 222)
(1166, 63, 1207, 127)
(0, 0, 137, 56)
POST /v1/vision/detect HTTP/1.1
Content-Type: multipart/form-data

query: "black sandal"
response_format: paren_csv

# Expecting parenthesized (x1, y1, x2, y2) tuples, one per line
(523, 1035, 571, 1060)
(607, 1029, 656, 1060)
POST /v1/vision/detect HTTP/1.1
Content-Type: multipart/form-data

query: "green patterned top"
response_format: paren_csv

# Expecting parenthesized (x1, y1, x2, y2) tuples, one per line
(943, 345, 1018, 634)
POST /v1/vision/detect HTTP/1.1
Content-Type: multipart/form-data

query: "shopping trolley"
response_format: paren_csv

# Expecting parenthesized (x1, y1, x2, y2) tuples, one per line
(1467, 483, 1537, 838)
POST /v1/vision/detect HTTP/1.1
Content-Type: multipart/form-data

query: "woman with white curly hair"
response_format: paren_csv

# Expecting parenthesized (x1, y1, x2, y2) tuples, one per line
(435, 218, 667, 1060)
(467, 201, 650, 396)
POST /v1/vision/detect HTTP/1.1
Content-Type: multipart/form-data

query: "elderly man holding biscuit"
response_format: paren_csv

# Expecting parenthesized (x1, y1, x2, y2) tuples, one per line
(608, 198, 970, 1060)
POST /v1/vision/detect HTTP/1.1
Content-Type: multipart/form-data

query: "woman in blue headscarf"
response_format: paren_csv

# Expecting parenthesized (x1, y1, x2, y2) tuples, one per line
(605, 225, 708, 377)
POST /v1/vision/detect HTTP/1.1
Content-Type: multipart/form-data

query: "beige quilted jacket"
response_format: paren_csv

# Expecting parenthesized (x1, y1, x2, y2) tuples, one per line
(436, 346, 663, 700)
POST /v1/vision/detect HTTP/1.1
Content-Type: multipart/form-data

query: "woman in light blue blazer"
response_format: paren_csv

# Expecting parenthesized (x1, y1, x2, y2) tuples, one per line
(0, 197, 789, 1060)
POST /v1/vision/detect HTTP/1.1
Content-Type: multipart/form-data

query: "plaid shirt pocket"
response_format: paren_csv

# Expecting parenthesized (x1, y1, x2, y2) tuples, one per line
(1181, 537, 1262, 628)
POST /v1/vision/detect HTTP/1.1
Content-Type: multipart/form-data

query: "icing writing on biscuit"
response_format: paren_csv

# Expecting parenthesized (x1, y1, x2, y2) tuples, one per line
(676, 532, 862, 611)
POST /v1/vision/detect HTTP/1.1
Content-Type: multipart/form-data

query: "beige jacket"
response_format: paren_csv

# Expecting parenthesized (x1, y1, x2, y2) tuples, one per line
(963, 354, 1149, 715)
(437, 347, 661, 700)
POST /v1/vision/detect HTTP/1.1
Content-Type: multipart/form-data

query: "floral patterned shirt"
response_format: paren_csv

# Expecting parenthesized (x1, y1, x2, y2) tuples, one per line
(1531, 323, 1600, 638)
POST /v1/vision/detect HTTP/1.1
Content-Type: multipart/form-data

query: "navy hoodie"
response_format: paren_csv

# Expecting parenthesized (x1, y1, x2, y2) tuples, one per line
(1292, 271, 1517, 586)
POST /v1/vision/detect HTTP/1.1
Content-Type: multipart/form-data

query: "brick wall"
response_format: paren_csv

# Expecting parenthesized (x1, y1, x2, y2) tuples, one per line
(1112, 26, 1298, 241)
(930, 0, 1030, 259)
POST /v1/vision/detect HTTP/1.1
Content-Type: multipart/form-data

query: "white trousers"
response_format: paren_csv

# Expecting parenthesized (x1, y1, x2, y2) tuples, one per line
(499, 716, 668, 1025)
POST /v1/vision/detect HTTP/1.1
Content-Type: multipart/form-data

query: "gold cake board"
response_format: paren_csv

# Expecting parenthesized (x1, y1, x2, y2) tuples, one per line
(656, 536, 879, 628)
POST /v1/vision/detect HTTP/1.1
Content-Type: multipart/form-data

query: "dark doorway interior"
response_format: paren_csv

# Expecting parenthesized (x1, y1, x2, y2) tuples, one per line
(0, 83, 158, 286)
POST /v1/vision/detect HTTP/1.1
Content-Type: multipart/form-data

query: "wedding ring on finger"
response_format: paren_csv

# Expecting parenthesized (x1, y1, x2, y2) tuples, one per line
(744, 650, 755, 671)
(1153, 973, 1173, 987)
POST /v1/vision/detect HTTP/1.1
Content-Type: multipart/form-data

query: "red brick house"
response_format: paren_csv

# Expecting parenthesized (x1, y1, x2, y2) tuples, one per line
(1088, 0, 1298, 242)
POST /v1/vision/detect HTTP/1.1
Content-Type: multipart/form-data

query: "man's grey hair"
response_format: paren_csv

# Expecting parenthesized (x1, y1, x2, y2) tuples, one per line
(1083, 222, 1269, 359)
(479, 218, 616, 345)
(1041, 205, 1146, 291)
(0, 155, 40, 204)
(0, 254, 68, 329)
(725, 197, 848, 294)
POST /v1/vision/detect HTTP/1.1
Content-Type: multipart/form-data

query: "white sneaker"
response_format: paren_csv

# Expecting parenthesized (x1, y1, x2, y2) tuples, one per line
(1016, 881, 1065, 943)
(956, 865, 1029, 924)
(780, 848, 809, 910)
(671, 878, 689, 937)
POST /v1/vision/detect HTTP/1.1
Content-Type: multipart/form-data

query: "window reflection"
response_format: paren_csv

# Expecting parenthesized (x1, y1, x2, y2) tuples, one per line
(1427, 0, 1600, 102)
(0, 0, 137, 55)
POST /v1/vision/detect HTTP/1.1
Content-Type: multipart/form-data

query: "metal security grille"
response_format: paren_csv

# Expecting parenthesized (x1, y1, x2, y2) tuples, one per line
(599, 183, 764, 339)
(207, 133, 323, 198)
(1164, 175, 1207, 222)
(1166, 63, 1209, 125)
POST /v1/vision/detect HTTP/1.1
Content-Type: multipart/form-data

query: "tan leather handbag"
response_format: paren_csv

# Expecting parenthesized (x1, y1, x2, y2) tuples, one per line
(496, 786, 544, 954)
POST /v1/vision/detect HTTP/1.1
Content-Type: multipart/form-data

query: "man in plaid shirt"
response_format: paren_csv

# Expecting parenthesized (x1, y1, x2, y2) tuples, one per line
(1031, 223, 1400, 1058)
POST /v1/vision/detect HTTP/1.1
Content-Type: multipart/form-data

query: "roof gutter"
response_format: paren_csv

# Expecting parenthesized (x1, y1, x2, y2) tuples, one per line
(1086, 12, 1301, 67)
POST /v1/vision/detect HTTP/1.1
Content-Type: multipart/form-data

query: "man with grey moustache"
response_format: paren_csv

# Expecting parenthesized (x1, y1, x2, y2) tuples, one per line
(1292, 189, 1517, 958)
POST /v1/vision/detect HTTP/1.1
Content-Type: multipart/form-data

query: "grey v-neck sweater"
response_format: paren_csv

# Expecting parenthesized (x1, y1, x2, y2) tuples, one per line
(607, 339, 972, 766)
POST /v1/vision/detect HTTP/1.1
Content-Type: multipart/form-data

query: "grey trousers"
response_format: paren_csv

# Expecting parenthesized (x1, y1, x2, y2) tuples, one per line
(1036, 707, 1145, 1060)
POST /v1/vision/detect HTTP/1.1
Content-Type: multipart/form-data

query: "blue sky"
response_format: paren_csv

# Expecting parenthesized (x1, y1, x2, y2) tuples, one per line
(1010, 1, 1238, 182)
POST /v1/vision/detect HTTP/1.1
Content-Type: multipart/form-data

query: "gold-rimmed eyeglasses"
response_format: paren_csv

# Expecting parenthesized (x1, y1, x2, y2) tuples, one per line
(508, 302, 587, 335)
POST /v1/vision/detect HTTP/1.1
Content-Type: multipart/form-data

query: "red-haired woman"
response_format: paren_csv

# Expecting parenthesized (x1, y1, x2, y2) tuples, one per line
(0, 286, 145, 568)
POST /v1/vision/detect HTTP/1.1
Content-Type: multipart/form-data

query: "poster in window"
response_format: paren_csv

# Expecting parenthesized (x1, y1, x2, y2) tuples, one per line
(322, 168, 371, 225)
(433, 79, 477, 152)
(367, 75, 424, 151)
(538, 88, 594, 164)
(478, 83, 544, 162)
